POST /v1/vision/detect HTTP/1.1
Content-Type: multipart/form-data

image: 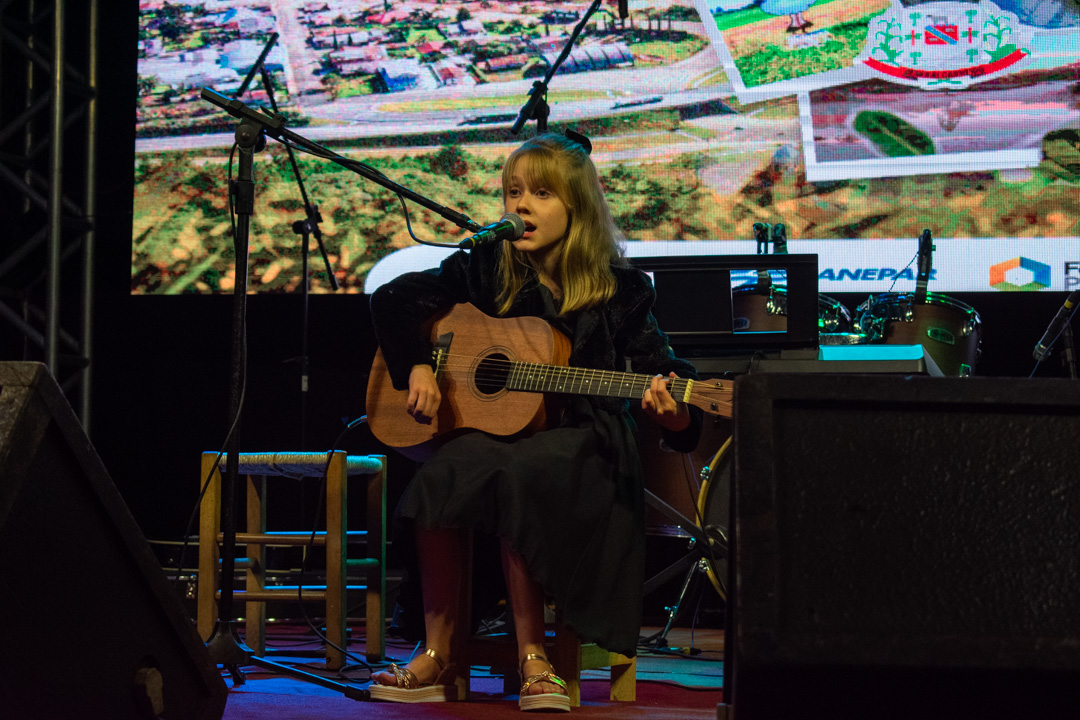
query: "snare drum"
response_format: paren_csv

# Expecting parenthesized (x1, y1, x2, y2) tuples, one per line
(732, 284, 854, 334)
(855, 292, 982, 376)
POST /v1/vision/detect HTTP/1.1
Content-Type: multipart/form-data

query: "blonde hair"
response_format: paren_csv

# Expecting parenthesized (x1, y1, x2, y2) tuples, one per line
(495, 134, 626, 316)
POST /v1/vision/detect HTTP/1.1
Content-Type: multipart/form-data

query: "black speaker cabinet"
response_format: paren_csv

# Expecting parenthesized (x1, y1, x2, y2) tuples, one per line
(728, 373, 1080, 719)
(0, 362, 227, 720)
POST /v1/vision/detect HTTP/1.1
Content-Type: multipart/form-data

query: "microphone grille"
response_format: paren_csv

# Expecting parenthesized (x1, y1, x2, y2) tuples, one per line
(501, 213, 526, 239)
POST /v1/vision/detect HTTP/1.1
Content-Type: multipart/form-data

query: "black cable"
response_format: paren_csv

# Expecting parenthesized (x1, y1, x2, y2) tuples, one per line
(888, 250, 919, 294)
(288, 416, 376, 676)
(173, 142, 247, 592)
(273, 135, 459, 249)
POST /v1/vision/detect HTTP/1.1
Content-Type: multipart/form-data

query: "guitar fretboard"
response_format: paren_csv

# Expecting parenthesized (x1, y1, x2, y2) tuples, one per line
(506, 362, 692, 403)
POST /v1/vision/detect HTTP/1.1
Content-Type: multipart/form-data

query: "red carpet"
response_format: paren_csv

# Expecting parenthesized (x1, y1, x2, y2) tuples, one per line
(222, 677, 722, 719)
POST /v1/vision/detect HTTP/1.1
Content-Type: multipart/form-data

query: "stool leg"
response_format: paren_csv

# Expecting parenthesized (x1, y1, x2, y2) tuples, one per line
(197, 453, 222, 641)
(455, 530, 474, 702)
(245, 474, 267, 657)
(325, 451, 347, 670)
(553, 619, 583, 707)
(365, 456, 387, 661)
(610, 654, 637, 702)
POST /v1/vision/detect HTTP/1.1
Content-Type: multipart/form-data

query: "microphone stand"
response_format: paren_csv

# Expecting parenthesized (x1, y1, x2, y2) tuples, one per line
(204, 116, 369, 700)
(201, 88, 482, 234)
(510, 0, 606, 135)
(200, 89, 484, 696)
(236, 33, 340, 450)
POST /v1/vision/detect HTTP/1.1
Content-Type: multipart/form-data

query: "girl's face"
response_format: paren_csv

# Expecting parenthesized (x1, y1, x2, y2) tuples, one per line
(504, 155, 570, 262)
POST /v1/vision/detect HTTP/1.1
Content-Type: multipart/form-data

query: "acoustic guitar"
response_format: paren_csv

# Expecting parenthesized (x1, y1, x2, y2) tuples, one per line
(366, 302, 733, 460)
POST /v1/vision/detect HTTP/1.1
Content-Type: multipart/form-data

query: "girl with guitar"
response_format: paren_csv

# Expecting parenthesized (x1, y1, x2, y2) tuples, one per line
(368, 133, 703, 710)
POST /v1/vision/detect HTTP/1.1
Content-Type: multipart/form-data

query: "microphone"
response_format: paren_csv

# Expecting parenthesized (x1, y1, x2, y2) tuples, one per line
(457, 213, 525, 249)
(1033, 289, 1080, 361)
(753, 222, 770, 254)
(771, 223, 788, 254)
(752, 223, 771, 289)
(510, 81, 545, 136)
(917, 228, 933, 277)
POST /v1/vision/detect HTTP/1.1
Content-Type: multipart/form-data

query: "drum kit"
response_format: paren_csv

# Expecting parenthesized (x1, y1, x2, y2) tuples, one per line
(643, 228, 985, 631)
(640, 413, 732, 645)
(731, 284, 983, 376)
(733, 227, 983, 376)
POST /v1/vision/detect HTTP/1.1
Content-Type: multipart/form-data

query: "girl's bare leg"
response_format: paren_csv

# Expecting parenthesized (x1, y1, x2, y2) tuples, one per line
(372, 526, 464, 685)
(501, 540, 564, 696)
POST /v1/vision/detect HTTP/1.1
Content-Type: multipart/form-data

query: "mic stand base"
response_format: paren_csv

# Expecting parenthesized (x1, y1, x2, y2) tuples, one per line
(248, 656, 371, 700)
(206, 619, 253, 684)
(205, 619, 370, 699)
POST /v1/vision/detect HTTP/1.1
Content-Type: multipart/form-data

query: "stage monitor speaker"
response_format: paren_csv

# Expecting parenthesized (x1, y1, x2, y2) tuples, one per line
(0, 362, 227, 720)
(727, 373, 1080, 719)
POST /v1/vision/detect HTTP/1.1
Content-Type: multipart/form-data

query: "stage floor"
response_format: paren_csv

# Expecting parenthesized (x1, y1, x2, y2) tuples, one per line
(218, 624, 724, 720)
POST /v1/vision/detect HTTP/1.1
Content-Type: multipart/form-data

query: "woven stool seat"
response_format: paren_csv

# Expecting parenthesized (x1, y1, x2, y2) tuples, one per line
(223, 452, 385, 479)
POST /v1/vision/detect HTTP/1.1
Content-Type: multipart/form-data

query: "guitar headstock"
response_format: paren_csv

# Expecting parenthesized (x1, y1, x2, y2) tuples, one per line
(688, 378, 733, 417)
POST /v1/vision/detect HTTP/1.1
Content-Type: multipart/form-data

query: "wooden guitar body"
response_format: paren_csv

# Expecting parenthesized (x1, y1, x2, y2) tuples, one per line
(366, 303, 571, 460)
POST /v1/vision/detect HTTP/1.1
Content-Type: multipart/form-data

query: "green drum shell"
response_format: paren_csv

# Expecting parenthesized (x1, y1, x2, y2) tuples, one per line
(732, 284, 853, 334)
(855, 292, 982, 377)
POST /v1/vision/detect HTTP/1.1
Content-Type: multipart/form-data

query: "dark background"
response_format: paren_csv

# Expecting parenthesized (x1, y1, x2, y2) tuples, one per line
(4, 2, 1075, 625)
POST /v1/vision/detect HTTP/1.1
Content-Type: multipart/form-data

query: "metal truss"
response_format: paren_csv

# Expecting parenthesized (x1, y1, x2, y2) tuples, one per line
(0, 0, 98, 427)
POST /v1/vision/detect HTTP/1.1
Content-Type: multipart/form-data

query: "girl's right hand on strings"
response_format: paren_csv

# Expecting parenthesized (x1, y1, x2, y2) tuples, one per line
(407, 364, 441, 421)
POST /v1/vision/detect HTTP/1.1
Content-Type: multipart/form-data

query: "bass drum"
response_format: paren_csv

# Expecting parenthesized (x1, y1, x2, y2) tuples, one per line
(855, 292, 982, 376)
(696, 437, 731, 600)
(639, 413, 731, 537)
(732, 284, 854, 335)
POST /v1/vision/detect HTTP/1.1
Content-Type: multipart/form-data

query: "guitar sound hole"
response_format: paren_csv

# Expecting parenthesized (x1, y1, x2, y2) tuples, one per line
(474, 353, 510, 395)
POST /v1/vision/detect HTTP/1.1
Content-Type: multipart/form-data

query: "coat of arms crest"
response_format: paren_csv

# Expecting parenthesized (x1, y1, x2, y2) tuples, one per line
(857, 0, 1035, 89)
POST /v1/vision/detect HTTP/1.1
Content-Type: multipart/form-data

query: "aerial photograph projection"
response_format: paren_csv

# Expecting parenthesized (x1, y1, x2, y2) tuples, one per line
(133, 0, 1080, 294)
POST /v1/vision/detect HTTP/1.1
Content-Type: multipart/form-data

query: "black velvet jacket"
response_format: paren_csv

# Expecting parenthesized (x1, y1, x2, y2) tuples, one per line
(369, 244, 702, 452)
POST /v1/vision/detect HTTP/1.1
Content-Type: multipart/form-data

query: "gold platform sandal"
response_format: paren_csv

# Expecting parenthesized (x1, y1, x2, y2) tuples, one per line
(369, 648, 459, 703)
(519, 653, 570, 712)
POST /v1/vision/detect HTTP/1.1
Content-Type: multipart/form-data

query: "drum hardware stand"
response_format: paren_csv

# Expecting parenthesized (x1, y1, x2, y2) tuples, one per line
(641, 484, 728, 650)
(643, 557, 711, 652)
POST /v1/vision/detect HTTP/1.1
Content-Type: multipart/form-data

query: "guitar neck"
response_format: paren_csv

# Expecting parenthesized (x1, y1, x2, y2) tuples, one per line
(505, 362, 692, 404)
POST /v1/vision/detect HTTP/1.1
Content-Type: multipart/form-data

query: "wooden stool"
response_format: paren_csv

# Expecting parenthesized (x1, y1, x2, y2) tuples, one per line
(196, 451, 386, 668)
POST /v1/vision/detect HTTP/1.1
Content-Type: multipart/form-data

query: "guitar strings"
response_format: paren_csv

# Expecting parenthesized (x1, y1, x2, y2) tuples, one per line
(433, 354, 680, 393)
(427, 352, 731, 410)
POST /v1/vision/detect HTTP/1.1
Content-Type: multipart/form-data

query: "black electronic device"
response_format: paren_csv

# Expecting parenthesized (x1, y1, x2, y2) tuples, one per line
(724, 373, 1080, 719)
(631, 254, 819, 356)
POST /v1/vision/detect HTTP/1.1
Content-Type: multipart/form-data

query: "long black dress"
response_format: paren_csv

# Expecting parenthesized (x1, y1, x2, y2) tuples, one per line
(369, 244, 701, 657)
